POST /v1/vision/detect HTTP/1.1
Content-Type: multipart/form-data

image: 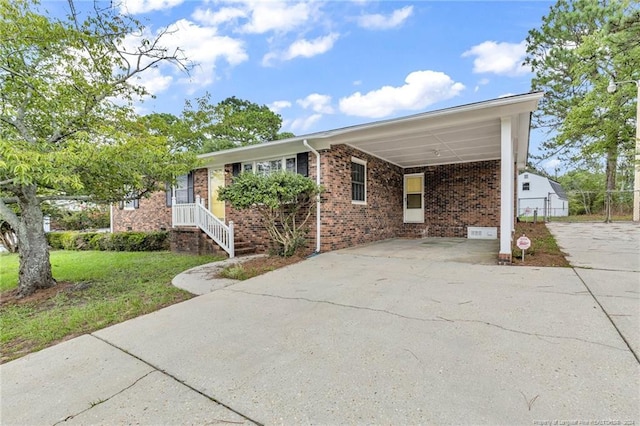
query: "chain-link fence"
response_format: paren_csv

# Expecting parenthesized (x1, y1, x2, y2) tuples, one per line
(518, 190, 636, 222)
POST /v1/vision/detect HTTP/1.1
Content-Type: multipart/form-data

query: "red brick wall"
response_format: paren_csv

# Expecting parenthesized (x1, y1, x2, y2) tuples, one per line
(111, 169, 209, 233)
(318, 144, 404, 251)
(404, 160, 501, 237)
(112, 153, 502, 253)
(224, 145, 404, 253)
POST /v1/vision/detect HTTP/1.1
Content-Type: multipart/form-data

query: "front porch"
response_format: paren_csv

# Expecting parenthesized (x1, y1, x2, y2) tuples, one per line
(171, 195, 236, 258)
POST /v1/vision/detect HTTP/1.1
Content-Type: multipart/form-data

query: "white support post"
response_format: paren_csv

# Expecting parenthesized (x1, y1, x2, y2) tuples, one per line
(228, 221, 234, 258)
(171, 196, 177, 227)
(499, 116, 514, 264)
(195, 195, 201, 226)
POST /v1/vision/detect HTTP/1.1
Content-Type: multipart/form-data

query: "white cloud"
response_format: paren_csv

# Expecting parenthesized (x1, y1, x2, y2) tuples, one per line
(121, 19, 247, 94)
(269, 100, 292, 113)
(263, 33, 339, 65)
(544, 158, 562, 173)
(131, 66, 174, 96)
(284, 33, 340, 60)
(119, 0, 184, 14)
(241, 1, 314, 34)
(192, 6, 247, 26)
(357, 6, 413, 30)
(339, 70, 465, 118)
(297, 93, 334, 114)
(288, 114, 323, 133)
(165, 19, 247, 88)
(462, 40, 528, 76)
(474, 78, 490, 92)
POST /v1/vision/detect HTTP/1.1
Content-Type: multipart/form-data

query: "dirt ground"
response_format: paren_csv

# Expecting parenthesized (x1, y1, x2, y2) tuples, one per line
(512, 221, 570, 267)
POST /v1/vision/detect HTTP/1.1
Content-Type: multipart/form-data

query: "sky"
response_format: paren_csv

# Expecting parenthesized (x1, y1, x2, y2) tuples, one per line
(47, 0, 559, 172)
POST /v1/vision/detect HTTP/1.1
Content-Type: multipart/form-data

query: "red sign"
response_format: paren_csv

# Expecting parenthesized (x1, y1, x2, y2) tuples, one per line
(516, 235, 531, 250)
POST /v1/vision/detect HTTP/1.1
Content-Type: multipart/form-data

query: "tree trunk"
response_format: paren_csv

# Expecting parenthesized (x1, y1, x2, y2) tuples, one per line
(604, 148, 618, 223)
(15, 185, 56, 297)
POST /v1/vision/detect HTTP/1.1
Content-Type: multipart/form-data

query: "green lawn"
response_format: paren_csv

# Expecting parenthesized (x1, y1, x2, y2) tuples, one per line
(0, 250, 223, 362)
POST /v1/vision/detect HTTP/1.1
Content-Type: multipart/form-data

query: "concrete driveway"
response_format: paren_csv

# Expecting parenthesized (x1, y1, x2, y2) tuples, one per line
(2, 237, 639, 425)
(546, 222, 640, 359)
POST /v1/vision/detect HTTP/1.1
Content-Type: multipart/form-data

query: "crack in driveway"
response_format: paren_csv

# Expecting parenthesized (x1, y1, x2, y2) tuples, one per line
(53, 370, 155, 425)
(224, 289, 628, 352)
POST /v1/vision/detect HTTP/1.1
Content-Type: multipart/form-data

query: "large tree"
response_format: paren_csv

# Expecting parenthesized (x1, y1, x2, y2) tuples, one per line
(525, 0, 639, 220)
(182, 94, 290, 153)
(0, 0, 197, 297)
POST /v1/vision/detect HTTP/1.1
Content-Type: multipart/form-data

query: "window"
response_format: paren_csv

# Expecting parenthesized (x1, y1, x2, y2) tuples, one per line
(522, 182, 530, 191)
(351, 158, 366, 203)
(241, 156, 297, 176)
(166, 172, 194, 206)
(120, 187, 139, 210)
(174, 174, 190, 203)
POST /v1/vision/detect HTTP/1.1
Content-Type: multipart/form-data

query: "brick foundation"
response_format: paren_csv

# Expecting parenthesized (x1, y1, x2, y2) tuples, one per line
(170, 227, 227, 256)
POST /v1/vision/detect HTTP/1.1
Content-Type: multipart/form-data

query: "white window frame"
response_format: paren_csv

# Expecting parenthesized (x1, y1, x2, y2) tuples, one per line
(351, 157, 367, 205)
(522, 182, 530, 191)
(242, 156, 297, 176)
(173, 174, 190, 204)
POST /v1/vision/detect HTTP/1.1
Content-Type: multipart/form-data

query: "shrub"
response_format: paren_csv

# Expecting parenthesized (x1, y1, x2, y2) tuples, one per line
(218, 171, 321, 257)
(46, 231, 169, 251)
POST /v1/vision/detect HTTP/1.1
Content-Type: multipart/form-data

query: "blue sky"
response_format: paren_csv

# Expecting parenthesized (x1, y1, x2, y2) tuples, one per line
(49, 0, 558, 171)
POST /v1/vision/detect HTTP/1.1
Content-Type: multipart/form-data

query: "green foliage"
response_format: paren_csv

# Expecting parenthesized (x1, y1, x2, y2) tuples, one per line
(0, 251, 222, 361)
(50, 205, 110, 230)
(0, 0, 198, 294)
(524, 0, 639, 192)
(219, 264, 251, 280)
(218, 172, 321, 256)
(46, 231, 169, 252)
(182, 94, 289, 153)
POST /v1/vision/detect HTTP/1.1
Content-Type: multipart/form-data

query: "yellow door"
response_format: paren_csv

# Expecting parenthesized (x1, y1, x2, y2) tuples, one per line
(209, 169, 225, 220)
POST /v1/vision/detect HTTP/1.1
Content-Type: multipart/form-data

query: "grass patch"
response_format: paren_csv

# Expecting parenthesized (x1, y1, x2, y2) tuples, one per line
(512, 222, 569, 267)
(518, 214, 632, 223)
(0, 251, 223, 363)
(219, 255, 304, 281)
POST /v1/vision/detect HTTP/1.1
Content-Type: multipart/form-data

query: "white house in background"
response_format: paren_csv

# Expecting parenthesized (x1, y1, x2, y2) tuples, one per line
(518, 172, 569, 217)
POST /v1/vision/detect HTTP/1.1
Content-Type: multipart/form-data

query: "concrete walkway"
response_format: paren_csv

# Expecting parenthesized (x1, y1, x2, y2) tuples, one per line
(546, 221, 640, 360)
(1, 236, 639, 425)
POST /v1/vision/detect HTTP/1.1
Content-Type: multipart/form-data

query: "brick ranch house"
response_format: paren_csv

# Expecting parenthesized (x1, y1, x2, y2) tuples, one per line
(111, 92, 543, 264)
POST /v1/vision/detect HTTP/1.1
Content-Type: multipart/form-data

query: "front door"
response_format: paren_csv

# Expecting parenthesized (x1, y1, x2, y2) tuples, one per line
(209, 168, 225, 220)
(404, 173, 424, 223)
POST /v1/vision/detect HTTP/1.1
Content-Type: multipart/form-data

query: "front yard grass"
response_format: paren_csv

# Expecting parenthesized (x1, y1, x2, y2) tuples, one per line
(0, 250, 223, 363)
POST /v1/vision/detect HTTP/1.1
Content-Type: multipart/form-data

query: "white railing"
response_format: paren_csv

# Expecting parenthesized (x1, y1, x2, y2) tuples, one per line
(172, 196, 234, 258)
(172, 202, 196, 226)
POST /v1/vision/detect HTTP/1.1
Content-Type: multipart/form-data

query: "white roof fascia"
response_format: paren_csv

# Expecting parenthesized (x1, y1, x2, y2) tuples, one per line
(196, 91, 543, 169)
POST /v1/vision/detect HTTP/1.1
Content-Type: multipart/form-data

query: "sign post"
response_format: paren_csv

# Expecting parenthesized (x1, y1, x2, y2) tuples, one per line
(516, 234, 531, 262)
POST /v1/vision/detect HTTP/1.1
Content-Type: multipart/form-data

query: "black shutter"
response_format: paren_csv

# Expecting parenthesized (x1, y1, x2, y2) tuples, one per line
(133, 198, 140, 209)
(187, 171, 195, 203)
(232, 163, 241, 177)
(297, 152, 308, 177)
(118, 201, 124, 210)
(165, 182, 172, 207)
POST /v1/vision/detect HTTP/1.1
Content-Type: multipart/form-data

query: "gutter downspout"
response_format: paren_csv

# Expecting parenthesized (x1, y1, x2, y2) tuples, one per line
(303, 139, 321, 253)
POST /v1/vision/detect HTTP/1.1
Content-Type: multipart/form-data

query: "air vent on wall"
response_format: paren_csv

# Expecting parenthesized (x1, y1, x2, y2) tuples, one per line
(467, 227, 497, 240)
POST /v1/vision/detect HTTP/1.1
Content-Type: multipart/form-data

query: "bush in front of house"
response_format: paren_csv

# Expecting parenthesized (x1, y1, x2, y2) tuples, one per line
(46, 231, 169, 251)
(218, 171, 322, 257)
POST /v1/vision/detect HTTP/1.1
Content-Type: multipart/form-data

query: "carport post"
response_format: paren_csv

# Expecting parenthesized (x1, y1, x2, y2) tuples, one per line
(499, 116, 514, 264)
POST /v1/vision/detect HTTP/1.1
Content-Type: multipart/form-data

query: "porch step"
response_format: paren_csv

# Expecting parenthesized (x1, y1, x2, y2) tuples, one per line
(234, 239, 256, 256)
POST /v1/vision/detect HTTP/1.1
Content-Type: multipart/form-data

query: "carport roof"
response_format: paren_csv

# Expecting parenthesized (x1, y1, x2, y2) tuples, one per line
(199, 91, 543, 170)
